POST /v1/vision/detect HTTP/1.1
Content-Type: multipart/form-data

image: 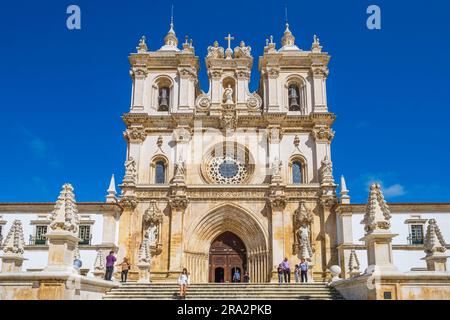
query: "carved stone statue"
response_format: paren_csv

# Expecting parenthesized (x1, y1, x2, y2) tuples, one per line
(207, 40, 224, 59)
(234, 41, 252, 58)
(297, 224, 313, 261)
(271, 157, 282, 176)
(223, 85, 234, 104)
(174, 157, 185, 177)
(146, 222, 159, 247)
(124, 157, 137, 183)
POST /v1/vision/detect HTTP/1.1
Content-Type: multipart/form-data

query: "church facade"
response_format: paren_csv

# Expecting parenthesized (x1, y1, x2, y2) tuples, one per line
(119, 21, 338, 283)
(1, 21, 449, 287)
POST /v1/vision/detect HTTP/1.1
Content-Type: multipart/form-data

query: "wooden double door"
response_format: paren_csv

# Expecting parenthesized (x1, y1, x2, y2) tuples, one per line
(209, 231, 247, 283)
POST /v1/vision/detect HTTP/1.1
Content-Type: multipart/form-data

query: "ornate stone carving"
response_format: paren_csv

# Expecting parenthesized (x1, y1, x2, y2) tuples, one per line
(206, 41, 224, 59)
(270, 157, 283, 183)
(206, 155, 248, 184)
(2, 220, 25, 256)
(195, 93, 211, 111)
(49, 184, 79, 234)
(236, 69, 250, 80)
(424, 219, 447, 255)
(362, 183, 392, 234)
(311, 34, 322, 53)
(267, 126, 283, 144)
(123, 157, 137, 185)
(138, 237, 151, 264)
(246, 93, 262, 111)
(293, 135, 300, 148)
(169, 196, 189, 211)
(172, 127, 192, 144)
(269, 196, 287, 210)
(130, 67, 147, 80)
(348, 249, 361, 277)
(93, 250, 105, 278)
(319, 155, 334, 185)
(208, 69, 222, 80)
(234, 41, 252, 58)
(293, 201, 314, 261)
(119, 196, 137, 210)
(267, 68, 280, 79)
(220, 108, 237, 131)
(124, 126, 146, 143)
(312, 125, 335, 143)
(136, 35, 148, 53)
(157, 135, 163, 149)
(173, 156, 186, 184)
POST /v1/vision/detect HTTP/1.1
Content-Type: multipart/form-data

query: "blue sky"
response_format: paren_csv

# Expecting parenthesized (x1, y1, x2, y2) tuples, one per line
(0, 0, 449, 204)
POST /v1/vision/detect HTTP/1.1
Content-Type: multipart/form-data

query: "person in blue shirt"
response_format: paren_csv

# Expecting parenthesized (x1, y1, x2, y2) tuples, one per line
(299, 258, 308, 283)
(233, 269, 241, 283)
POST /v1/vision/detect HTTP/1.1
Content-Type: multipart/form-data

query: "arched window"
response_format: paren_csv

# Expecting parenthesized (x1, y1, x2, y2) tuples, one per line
(158, 87, 170, 111)
(288, 84, 300, 111)
(292, 161, 302, 184)
(155, 161, 166, 184)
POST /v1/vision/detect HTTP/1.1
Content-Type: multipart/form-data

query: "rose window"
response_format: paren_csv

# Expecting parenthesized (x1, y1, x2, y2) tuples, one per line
(206, 155, 248, 184)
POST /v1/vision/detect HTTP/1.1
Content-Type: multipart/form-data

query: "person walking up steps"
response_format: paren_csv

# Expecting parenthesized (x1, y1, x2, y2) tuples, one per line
(118, 257, 130, 283)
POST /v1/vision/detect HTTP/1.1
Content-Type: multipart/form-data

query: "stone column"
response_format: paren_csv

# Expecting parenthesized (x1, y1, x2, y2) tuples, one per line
(130, 67, 147, 111)
(117, 198, 137, 268)
(335, 205, 354, 278)
(168, 196, 188, 278)
(269, 195, 286, 282)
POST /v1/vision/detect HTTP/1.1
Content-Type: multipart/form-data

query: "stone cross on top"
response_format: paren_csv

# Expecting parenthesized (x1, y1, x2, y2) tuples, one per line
(224, 33, 235, 50)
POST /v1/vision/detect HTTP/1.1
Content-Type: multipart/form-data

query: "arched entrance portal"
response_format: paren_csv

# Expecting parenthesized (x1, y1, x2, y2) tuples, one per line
(184, 204, 270, 283)
(209, 232, 247, 283)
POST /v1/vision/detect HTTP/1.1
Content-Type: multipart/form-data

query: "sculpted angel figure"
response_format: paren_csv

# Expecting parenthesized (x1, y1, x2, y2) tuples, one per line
(207, 40, 224, 58)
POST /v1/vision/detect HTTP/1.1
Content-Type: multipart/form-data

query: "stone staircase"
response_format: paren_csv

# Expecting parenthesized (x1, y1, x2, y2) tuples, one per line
(103, 282, 344, 300)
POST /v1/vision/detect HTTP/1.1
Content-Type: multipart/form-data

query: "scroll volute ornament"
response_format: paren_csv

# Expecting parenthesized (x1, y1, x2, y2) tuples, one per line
(143, 200, 163, 255)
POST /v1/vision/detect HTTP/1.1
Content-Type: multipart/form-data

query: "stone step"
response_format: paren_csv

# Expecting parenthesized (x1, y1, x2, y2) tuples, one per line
(103, 283, 344, 300)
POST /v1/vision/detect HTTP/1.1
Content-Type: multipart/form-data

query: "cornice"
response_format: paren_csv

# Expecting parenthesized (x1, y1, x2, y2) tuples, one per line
(121, 112, 336, 130)
(338, 203, 450, 213)
(0, 202, 122, 213)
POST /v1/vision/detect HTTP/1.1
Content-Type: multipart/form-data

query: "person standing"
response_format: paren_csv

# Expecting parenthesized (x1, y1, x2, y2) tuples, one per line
(104, 251, 116, 281)
(232, 269, 241, 283)
(243, 271, 250, 283)
(178, 268, 189, 299)
(282, 257, 291, 283)
(118, 257, 130, 283)
(294, 264, 300, 283)
(277, 264, 284, 284)
(299, 258, 308, 283)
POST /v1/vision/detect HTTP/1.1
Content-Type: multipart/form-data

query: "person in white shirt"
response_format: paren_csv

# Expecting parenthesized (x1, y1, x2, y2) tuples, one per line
(178, 268, 189, 299)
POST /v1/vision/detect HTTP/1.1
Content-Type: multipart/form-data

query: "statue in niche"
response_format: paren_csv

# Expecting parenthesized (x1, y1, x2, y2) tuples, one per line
(145, 222, 159, 247)
(296, 224, 313, 261)
(223, 85, 234, 105)
(124, 157, 137, 182)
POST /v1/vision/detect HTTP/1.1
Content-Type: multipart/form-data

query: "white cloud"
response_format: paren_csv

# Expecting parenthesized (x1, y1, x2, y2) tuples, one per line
(383, 184, 406, 197)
